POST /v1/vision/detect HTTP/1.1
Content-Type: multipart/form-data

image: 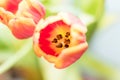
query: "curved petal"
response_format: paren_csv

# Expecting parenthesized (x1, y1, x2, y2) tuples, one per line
(0, 7, 15, 25)
(33, 20, 58, 62)
(0, 0, 22, 13)
(55, 42, 88, 69)
(58, 12, 87, 33)
(8, 17, 35, 39)
(16, 0, 46, 23)
(33, 25, 44, 57)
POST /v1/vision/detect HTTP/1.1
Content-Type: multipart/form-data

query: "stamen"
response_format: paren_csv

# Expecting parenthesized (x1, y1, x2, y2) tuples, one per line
(56, 34, 63, 40)
(56, 43, 63, 48)
(64, 39, 70, 44)
(65, 32, 70, 37)
(64, 44, 69, 48)
(52, 38, 58, 43)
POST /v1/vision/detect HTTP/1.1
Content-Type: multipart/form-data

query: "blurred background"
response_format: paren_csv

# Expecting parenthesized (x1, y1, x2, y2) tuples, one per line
(0, 0, 120, 80)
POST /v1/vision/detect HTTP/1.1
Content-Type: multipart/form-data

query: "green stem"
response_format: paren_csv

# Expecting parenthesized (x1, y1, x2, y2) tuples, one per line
(0, 40, 32, 74)
(33, 53, 44, 80)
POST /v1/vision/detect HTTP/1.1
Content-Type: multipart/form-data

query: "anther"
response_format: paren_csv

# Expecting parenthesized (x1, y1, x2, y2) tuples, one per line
(65, 32, 70, 37)
(64, 44, 69, 48)
(64, 39, 70, 44)
(52, 38, 58, 43)
(56, 43, 63, 48)
(56, 34, 63, 40)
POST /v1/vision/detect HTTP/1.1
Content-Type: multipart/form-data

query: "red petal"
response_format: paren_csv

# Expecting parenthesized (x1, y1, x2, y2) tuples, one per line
(16, 0, 45, 23)
(6, 0, 21, 13)
(27, 0, 45, 23)
(8, 17, 35, 39)
(0, 0, 22, 13)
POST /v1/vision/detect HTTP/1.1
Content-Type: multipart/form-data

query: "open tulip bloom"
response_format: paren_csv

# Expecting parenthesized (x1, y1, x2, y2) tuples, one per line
(0, 0, 45, 39)
(33, 12, 88, 69)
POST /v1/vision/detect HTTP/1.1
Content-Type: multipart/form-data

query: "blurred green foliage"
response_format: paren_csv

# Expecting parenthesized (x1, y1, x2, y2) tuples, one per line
(75, 0, 105, 41)
(75, 0, 104, 20)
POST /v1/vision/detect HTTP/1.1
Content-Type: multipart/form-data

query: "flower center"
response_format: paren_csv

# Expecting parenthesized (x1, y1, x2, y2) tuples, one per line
(51, 32, 71, 48)
(39, 20, 71, 56)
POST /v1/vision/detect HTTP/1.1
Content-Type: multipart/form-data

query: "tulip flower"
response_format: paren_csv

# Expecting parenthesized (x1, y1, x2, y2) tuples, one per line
(33, 12, 88, 69)
(0, 0, 45, 39)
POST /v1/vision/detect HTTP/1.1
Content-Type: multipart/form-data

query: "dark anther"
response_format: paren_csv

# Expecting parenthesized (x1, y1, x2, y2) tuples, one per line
(66, 32, 70, 35)
(56, 43, 63, 48)
(64, 44, 69, 48)
(56, 34, 63, 40)
(64, 39, 70, 44)
(52, 38, 58, 43)
(65, 32, 70, 37)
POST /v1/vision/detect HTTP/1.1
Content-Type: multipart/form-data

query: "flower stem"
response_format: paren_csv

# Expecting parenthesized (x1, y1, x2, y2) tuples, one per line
(0, 40, 32, 74)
